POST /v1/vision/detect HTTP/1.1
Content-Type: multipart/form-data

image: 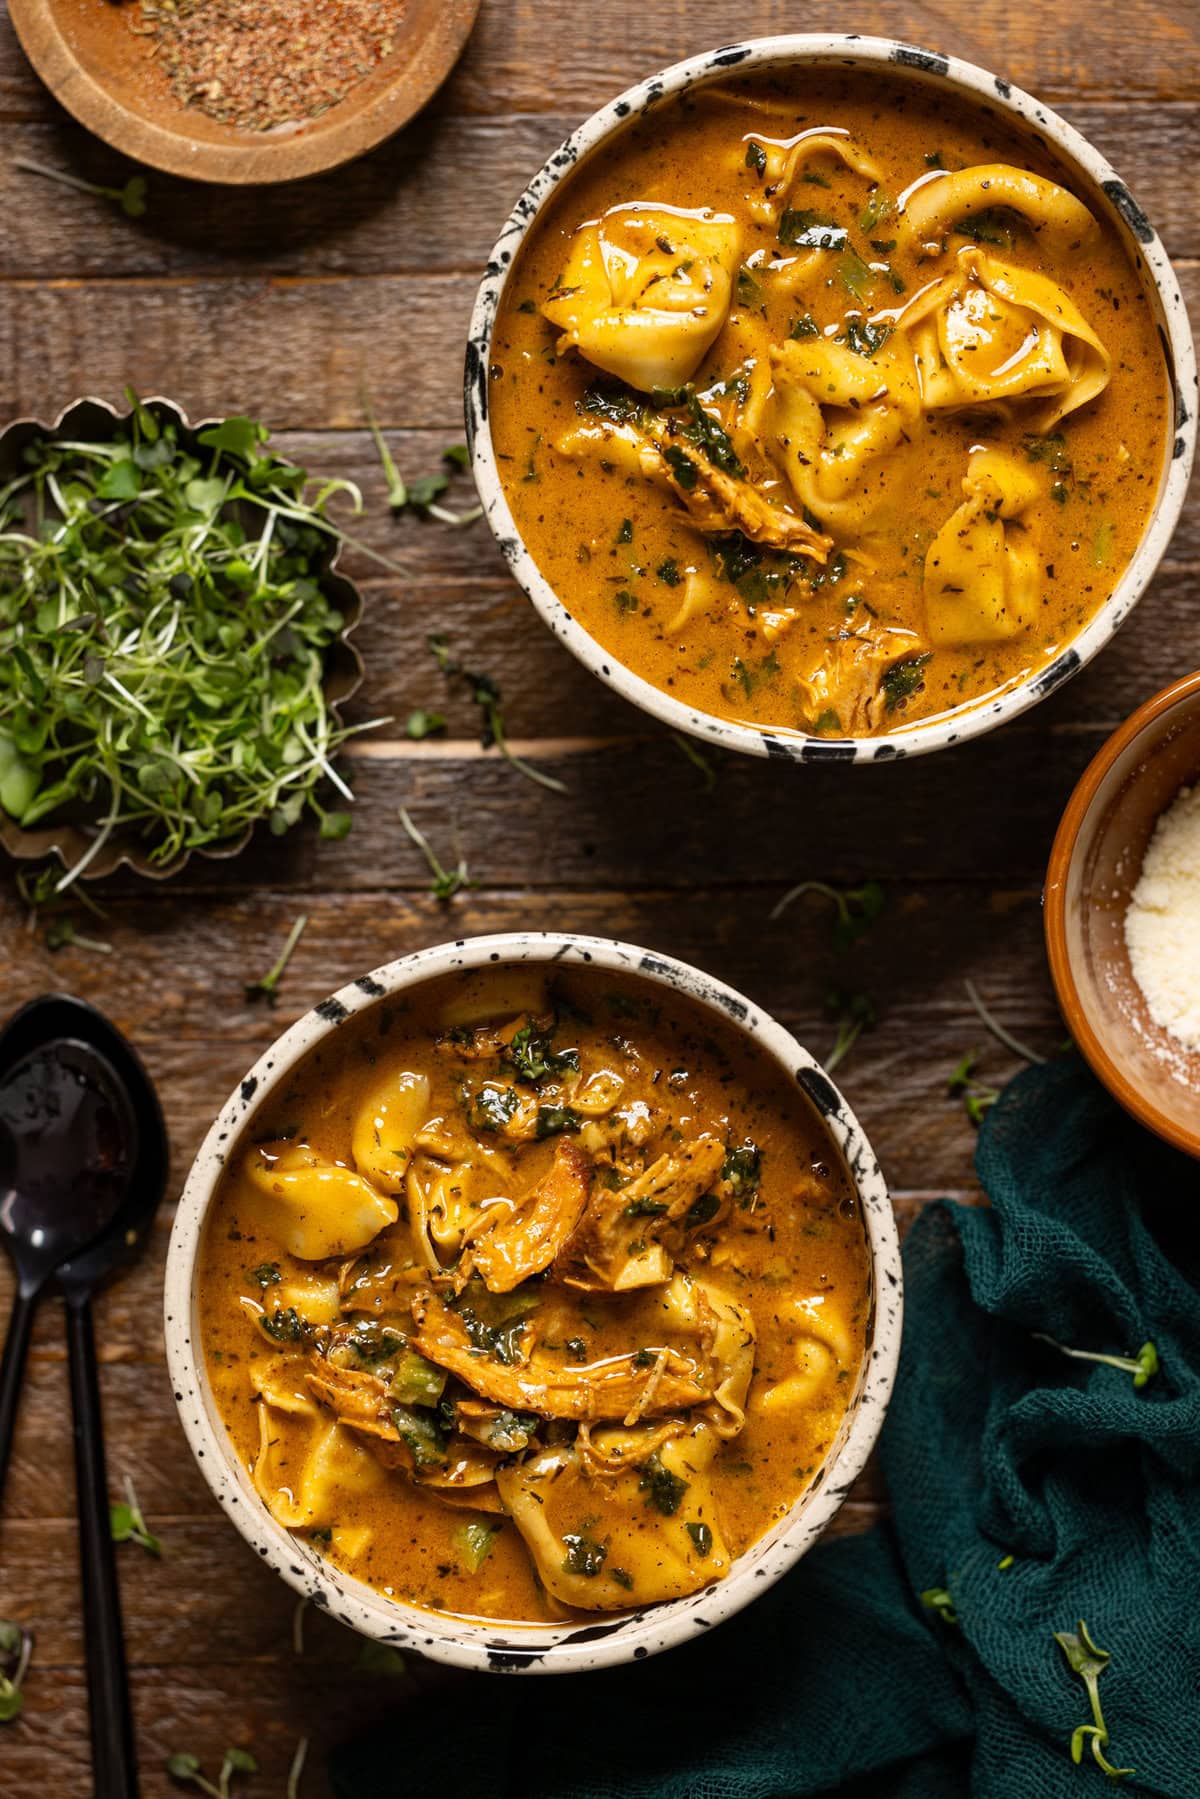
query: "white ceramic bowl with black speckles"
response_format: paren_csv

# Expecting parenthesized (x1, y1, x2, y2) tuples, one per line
(466, 35, 1197, 768)
(165, 932, 902, 1674)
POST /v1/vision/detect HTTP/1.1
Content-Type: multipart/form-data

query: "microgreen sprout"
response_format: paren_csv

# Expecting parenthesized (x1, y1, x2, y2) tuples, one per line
(287, 1736, 309, 1799)
(14, 157, 148, 218)
(16, 862, 115, 954)
(17, 862, 113, 949)
(399, 807, 476, 902)
(772, 878, 885, 945)
(166, 1747, 258, 1797)
(426, 636, 568, 794)
(964, 980, 1045, 1064)
(1034, 1334, 1159, 1391)
(405, 709, 446, 740)
(362, 390, 481, 526)
(292, 1595, 309, 1656)
(361, 386, 408, 510)
(244, 915, 308, 1006)
(0, 1620, 33, 1723)
(355, 1639, 410, 1677)
(997, 1554, 1015, 1571)
(824, 990, 876, 1073)
(43, 917, 114, 955)
(1054, 1621, 1134, 1781)
(110, 1475, 162, 1556)
(920, 1587, 958, 1625)
(947, 1050, 999, 1126)
(0, 402, 386, 886)
(670, 731, 717, 791)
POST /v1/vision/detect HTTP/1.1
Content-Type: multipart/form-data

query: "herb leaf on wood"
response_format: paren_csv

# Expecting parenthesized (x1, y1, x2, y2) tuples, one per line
(244, 915, 308, 1005)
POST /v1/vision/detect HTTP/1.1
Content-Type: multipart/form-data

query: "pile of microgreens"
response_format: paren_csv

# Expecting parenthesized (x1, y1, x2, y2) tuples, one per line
(0, 396, 391, 890)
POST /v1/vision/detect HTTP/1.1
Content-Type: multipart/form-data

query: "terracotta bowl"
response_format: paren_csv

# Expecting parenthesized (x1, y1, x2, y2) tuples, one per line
(1045, 671, 1200, 1157)
(165, 932, 902, 1673)
(7, 0, 480, 185)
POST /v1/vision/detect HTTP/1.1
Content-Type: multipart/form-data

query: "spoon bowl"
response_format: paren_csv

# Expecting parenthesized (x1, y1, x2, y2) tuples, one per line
(0, 1037, 136, 1292)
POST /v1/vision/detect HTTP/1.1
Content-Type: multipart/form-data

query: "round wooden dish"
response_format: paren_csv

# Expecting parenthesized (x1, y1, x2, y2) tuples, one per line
(7, 0, 480, 185)
(1045, 670, 1200, 1157)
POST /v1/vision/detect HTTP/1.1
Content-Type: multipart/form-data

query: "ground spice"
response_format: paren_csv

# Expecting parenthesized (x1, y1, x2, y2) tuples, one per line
(134, 0, 407, 133)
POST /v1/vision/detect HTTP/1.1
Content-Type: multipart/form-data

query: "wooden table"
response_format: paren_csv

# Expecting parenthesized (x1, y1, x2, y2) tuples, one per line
(0, 0, 1196, 1790)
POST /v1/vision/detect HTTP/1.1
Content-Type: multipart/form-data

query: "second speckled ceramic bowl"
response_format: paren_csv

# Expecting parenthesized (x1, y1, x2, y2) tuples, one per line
(164, 932, 902, 1674)
(467, 34, 1196, 767)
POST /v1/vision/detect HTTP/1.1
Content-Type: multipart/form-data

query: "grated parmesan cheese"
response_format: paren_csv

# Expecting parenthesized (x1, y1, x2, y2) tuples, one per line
(1125, 783, 1200, 1052)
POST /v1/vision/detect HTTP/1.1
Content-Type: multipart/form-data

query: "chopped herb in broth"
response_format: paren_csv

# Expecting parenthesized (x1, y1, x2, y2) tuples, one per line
(488, 71, 1168, 736)
(198, 967, 869, 1624)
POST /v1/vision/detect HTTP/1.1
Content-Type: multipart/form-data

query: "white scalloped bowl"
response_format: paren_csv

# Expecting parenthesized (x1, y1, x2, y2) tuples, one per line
(466, 35, 1197, 767)
(165, 933, 902, 1674)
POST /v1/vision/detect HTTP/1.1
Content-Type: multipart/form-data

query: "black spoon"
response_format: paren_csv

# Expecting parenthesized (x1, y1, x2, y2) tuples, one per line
(0, 995, 168, 1799)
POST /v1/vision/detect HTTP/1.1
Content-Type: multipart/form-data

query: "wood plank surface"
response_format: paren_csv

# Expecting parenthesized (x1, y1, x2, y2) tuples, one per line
(0, 0, 1197, 1792)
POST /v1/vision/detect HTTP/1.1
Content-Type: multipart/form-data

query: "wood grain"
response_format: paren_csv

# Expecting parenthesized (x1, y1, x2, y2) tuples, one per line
(0, 0, 1196, 1792)
(2, 261, 1199, 431)
(1, 102, 1198, 279)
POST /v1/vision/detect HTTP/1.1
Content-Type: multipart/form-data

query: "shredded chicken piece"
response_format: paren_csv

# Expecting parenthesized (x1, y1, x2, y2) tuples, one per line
(576, 1418, 687, 1478)
(464, 1139, 591, 1294)
(624, 1346, 672, 1425)
(649, 425, 831, 557)
(453, 1398, 540, 1453)
(419, 1480, 507, 1514)
(411, 1439, 504, 1496)
(558, 416, 830, 558)
(434, 1021, 514, 1061)
(555, 1137, 728, 1292)
(305, 1356, 506, 1503)
(304, 1361, 410, 1467)
(410, 1290, 709, 1421)
(797, 626, 926, 735)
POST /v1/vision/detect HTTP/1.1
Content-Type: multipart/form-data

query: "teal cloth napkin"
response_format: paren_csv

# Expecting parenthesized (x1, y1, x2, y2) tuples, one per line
(330, 1061, 1200, 1798)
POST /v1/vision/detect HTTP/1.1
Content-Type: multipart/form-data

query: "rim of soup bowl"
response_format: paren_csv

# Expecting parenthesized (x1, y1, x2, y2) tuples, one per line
(164, 932, 902, 1674)
(466, 34, 1197, 767)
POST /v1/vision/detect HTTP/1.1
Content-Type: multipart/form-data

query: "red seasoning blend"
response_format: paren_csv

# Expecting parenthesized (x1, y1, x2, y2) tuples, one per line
(133, 0, 407, 132)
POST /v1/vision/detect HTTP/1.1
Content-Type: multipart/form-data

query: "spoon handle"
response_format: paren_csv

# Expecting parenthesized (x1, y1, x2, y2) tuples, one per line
(0, 1285, 38, 1504)
(66, 1290, 140, 1799)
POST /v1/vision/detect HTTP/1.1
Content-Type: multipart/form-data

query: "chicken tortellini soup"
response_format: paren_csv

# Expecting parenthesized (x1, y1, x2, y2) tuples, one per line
(198, 968, 871, 1622)
(488, 70, 1170, 736)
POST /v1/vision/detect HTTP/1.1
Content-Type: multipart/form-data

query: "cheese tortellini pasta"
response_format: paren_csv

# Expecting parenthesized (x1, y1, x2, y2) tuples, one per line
(899, 245, 1111, 429)
(243, 1144, 398, 1259)
(924, 447, 1045, 644)
(542, 204, 742, 392)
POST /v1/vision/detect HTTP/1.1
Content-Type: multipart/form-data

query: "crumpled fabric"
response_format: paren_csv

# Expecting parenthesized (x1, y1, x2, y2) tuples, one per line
(331, 1061, 1200, 1799)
